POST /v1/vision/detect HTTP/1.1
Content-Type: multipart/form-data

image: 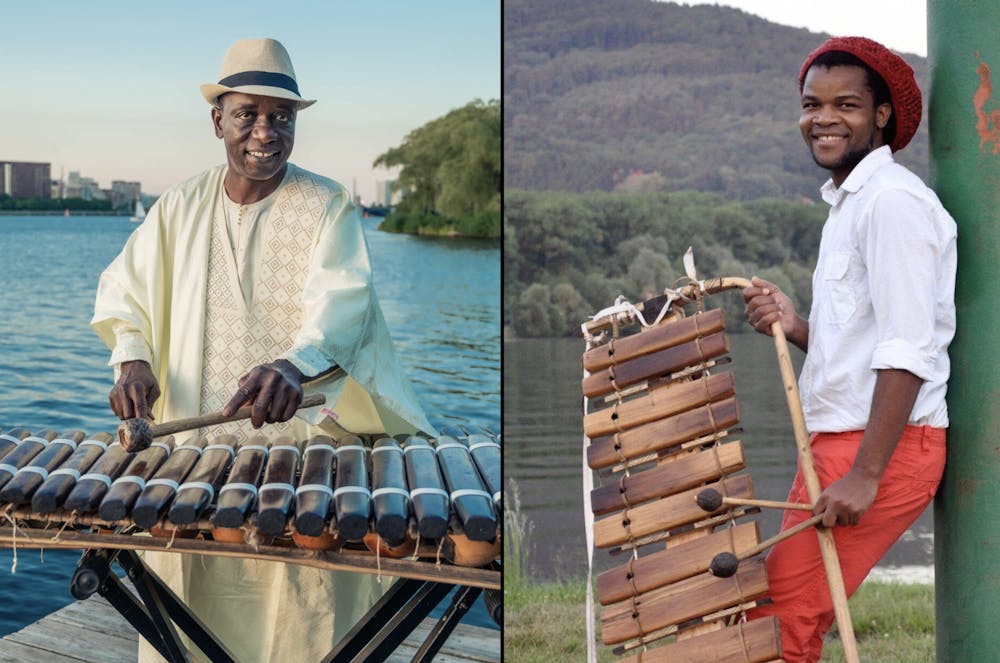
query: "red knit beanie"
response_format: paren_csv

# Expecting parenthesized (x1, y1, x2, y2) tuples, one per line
(798, 36, 922, 153)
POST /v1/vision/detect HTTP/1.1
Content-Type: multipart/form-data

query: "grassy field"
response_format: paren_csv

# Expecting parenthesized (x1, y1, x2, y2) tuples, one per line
(505, 578, 935, 662)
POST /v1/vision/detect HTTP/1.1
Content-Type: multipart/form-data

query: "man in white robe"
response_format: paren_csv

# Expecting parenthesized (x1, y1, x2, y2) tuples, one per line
(92, 37, 434, 662)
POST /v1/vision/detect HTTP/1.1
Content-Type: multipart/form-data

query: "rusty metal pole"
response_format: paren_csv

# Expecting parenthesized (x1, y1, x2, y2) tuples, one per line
(928, 2, 1000, 660)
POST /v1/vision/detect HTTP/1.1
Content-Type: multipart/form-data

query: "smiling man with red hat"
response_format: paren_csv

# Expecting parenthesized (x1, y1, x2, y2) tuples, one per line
(91, 38, 435, 662)
(743, 36, 957, 661)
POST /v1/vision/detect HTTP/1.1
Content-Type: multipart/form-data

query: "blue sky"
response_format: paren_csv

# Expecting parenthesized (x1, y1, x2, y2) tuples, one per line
(677, 1, 926, 56)
(1, 1, 499, 201)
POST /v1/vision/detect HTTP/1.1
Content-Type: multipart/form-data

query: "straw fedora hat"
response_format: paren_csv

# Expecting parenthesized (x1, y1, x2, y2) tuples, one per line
(200, 38, 316, 109)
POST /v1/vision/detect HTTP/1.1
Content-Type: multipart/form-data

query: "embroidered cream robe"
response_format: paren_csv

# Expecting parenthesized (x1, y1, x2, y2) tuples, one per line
(92, 164, 433, 661)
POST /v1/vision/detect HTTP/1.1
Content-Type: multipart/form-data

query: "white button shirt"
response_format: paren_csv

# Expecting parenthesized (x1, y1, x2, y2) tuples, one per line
(799, 146, 957, 433)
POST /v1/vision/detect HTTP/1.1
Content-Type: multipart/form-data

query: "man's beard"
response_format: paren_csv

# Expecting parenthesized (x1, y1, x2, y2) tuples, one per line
(811, 131, 879, 175)
(812, 146, 870, 174)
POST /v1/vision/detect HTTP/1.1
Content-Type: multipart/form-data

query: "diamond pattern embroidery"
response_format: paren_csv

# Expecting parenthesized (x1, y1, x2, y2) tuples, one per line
(199, 171, 328, 442)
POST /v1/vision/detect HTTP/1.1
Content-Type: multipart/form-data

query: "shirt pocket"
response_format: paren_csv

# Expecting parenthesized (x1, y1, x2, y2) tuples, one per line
(822, 251, 857, 325)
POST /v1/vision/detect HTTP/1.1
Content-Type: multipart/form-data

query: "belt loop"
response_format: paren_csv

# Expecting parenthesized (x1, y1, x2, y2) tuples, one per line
(920, 425, 930, 451)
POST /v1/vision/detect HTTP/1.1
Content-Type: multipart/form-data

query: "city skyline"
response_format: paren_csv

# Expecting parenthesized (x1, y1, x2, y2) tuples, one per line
(1, 1, 499, 202)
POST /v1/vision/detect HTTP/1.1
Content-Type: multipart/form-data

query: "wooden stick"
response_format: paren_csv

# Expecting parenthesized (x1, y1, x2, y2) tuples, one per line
(118, 392, 327, 451)
(740, 513, 824, 560)
(717, 496, 813, 512)
(770, 321, 860, 663)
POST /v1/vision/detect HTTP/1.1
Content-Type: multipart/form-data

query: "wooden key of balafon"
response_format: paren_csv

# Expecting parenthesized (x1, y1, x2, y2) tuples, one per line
(211, 435, 269, 530)
(0, 427, 33, 461)
(467, 429, 501, 513)
(255, 436, 300, 537)
(132, 438, 208, 529)
(0, 430, 87, 504)
(333, 435, 371, 541)
(402, 434, 450, 540)
(168, 435, 238, 525)
(293, 435, 337, 537)
(32, 432, 115, 514)
(117, 393, 327, 452)
(436, 433, 497, 542)
(97, 437, 175, 521)
(0, 430, 59, 491)
(370, 436, 410, 547)
(62, 443, 135, 514)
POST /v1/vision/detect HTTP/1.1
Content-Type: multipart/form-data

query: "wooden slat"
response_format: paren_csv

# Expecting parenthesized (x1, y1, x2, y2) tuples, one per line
(601, 557, 770, 645)
(590, 440, 745, 515)
(597, 521, 759, 605)
(587, 398, 740, 470)
(0, 527, 499, 590)
(584, 371, 735, 438)
(593, 475, 752, 549)
(582, 332, 730, 398)
(582, 309, 726, 372)
(615, 616, 781, 663)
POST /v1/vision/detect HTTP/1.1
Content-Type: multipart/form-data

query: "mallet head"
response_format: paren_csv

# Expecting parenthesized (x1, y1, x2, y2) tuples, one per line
(696, 488, 724, 512)
(118, 418, 152, 452)
(709, 551, 739, 578)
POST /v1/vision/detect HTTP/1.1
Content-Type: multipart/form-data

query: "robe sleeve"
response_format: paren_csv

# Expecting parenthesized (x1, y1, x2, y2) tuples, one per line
(279, 192, 374, 380)
(278, 184, 435, 436)
(91, 200, 169, 386)
(107, 321, 154, 367)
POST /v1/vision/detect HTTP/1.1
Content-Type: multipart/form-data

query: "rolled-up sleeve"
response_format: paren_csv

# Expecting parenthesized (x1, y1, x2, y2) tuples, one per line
(865, 189, 940, 381)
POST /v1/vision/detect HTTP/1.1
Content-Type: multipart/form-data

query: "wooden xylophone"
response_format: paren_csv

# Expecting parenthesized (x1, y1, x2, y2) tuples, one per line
(0, 426, 501, 589)
(582, 284, 781, 662)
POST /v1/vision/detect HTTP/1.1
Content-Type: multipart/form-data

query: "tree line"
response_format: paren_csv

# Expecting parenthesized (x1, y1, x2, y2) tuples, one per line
(504, 188, 830, 337)
(375, 99, 500, 239)
(0, 195, 115, 212)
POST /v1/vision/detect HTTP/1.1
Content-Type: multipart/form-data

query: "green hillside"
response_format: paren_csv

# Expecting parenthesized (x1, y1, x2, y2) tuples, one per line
(504, 0, 931, 338)
(504, 0, 928, 198)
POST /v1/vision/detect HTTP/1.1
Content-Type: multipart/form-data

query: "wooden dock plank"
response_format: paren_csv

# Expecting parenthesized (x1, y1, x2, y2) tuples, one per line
(0, 594, 501, 662)
(0, 607, 136, 663)
(387, 621, 501, 662)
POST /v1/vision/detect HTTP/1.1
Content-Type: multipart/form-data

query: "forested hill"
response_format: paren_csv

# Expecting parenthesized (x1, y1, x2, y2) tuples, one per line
(504, 0, 929, 199)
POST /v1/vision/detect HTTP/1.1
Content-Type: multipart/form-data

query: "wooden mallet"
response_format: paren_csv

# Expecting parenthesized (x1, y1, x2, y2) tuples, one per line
(709, 512, 825, 578)
(695, 487, 813, 513)
(117, 393, 327, 452)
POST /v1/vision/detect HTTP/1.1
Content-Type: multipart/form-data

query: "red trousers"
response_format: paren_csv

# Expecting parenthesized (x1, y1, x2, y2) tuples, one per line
(748, 426, 946, 662)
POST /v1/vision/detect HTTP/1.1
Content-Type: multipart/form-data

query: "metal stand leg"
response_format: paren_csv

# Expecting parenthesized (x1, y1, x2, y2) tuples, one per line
(72, 550, 172, 658)
(71, 549, 490, 663)
(322, 578, 455, 663)
(70, 549, 238, 663)
(411, 585, 482, 663)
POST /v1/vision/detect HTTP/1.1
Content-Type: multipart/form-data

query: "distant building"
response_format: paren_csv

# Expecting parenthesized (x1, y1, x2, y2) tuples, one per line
(375, 179, 402, 207)
(64, 171, 106, 201)
(1, 161, 51, 199)
(111, 180, 142, 210)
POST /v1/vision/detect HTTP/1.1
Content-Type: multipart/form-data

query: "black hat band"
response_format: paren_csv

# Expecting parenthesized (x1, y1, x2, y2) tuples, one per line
(217, 71, 300, 95)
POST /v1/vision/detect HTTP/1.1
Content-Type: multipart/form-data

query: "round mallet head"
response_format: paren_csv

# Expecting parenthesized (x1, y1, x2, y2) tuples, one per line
(709, 551, 739, 578)
(696, 488, 724, 512)
(118, 418, 152, 452)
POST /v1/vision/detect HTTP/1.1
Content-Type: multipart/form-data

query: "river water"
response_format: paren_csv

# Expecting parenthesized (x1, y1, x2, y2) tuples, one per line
(503, 333, 934, 583)
(0, 214, 500, 635)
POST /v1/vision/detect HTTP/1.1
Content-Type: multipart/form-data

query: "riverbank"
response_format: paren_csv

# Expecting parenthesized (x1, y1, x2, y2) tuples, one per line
(506, 578, 935, 662)
(0, 209, 130, 216)
(377, 209, 500, 239)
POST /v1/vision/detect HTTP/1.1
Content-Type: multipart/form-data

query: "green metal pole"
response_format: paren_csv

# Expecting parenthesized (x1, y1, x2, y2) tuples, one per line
(929, 2, 1000, 660)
